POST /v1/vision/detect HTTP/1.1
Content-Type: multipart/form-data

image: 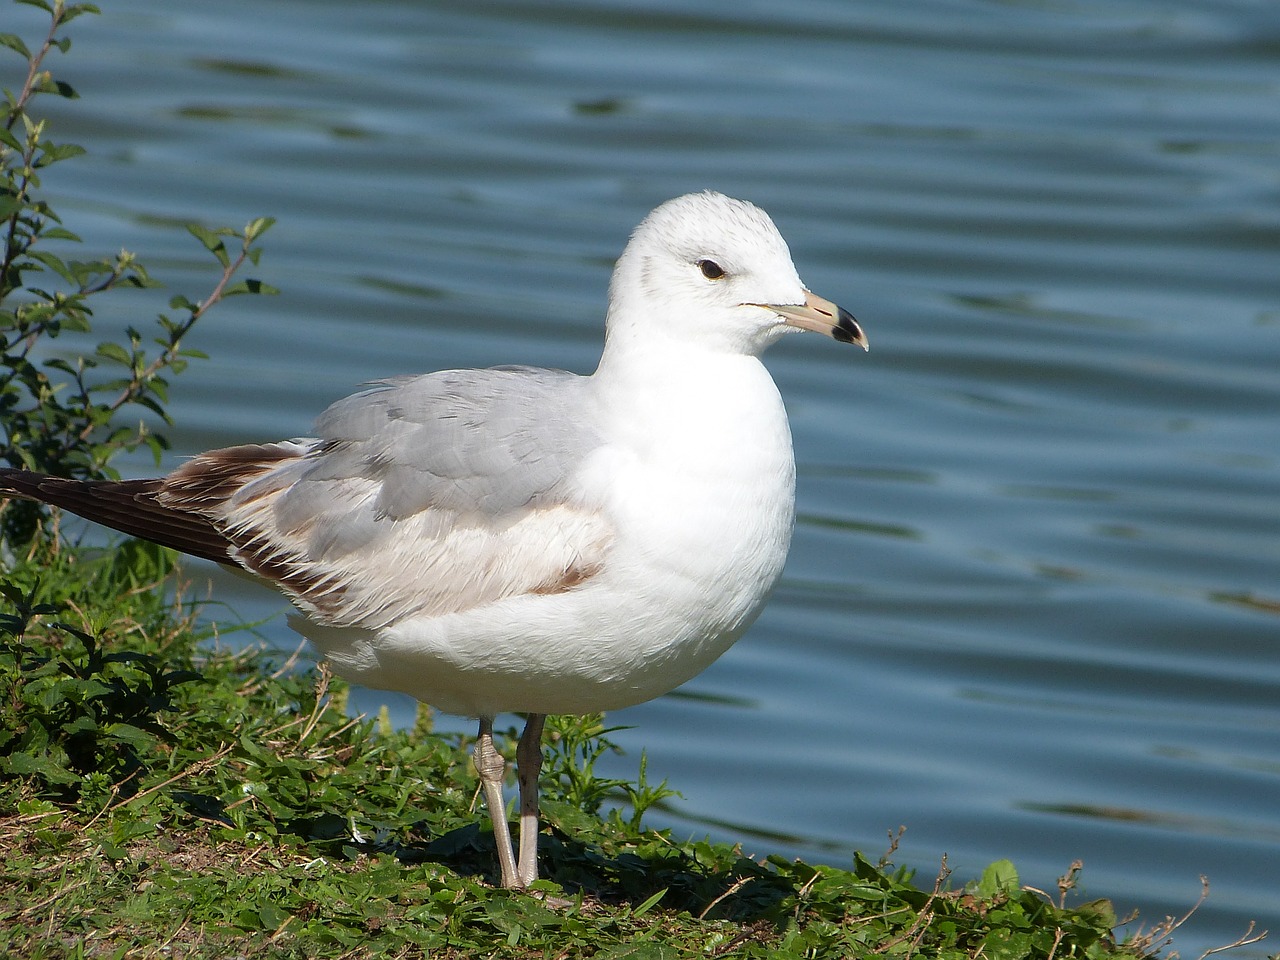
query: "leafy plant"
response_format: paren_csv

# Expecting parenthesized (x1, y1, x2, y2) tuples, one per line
(0, 539, 203, 801)
(541, 713, 677, 829)
(0, 0, 275, 807)
(0, 0, 275, 546)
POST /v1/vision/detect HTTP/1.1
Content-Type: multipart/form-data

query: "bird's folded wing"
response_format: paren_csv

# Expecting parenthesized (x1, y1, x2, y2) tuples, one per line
(161, 367, 614, 630)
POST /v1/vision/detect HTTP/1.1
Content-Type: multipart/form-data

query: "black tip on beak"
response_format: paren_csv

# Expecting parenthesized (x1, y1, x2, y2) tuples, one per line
(832, 306, 867, 350)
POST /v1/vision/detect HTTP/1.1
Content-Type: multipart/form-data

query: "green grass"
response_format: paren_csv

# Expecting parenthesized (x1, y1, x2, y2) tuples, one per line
(0, 540, 1226, 959)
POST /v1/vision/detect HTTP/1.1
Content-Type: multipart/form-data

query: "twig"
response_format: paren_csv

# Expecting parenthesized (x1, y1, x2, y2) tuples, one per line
(20, 874, 90, 921)
(1197, 921, 1268, 960)
(1045, 925, 1066, 960)
(879, 824, 906, 868)
(296, 663, 332, 745)
(1, 6, 67, 290)
(1126, 876, 1210, 957)
(4, 6, 63, 129)
(1057, 859, 1083, 908)
(118, 741, 235, 809)
(874, 854, 950, 958)
(76, 234, 258, 442)
(698, 874, 753, 921)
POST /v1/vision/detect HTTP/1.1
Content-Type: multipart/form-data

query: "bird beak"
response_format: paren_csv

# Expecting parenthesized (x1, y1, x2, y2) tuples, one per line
(758, 290, 868, 350)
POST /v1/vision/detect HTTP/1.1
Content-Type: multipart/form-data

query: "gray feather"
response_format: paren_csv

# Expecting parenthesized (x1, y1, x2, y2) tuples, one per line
(304, 366, 599, 518)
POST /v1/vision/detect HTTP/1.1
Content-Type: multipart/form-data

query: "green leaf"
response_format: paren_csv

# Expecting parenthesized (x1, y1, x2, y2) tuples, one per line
(62, 4, 102, 24)
(99, 839, 128, 861)
(256, 903, 290, 932)
(1073, 897, 1117, 930)
(41, 226, 82, 243)
(244, 215, 276, 241)
(32, 76, 79, 100)
(105, 722, 158, 751)
(185, 224, 230, 266)
(94, 341, 132, 366)
(0, 33, 31, 59)
(27, 250, 76, 283)
(185, 223, 222, 248)
(61, 715, 99, 736)
(34, 142, 87, 166)
(4, 750, 80, 786)
(978, 859, 1020, 898)
(132, 396, 168, 420)
(631, 887, 667, 918)
(222, 279, 278, 297)
(142, 433, 166, 465)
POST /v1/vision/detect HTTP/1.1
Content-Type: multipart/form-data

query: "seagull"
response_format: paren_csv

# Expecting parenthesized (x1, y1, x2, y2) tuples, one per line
(0, 191, 866, 889)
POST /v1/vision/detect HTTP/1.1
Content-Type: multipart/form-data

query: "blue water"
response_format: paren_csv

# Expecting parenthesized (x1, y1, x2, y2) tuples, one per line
(11, 0, 1279, 952)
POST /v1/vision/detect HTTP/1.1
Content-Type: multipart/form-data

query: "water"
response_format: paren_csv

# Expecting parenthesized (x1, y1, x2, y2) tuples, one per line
(10, 0, 1279, 951)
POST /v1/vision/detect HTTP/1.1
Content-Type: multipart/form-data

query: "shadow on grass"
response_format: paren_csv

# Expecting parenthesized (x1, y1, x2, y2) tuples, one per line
(407, 814, 799, 922)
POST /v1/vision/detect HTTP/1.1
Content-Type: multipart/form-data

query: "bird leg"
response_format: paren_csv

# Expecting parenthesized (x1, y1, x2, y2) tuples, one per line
(473, 717, 520, 888)
(515, 713, 547, 887)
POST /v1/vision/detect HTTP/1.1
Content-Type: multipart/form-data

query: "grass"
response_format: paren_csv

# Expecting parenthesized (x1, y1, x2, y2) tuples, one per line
(0, 538, 1246, 960)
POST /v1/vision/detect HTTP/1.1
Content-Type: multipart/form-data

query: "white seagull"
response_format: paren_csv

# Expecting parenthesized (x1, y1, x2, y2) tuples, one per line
(0, 191, 866, 889)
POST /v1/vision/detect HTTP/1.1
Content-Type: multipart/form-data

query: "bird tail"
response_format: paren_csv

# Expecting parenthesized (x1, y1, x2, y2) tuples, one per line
(0, 469, 231, 565)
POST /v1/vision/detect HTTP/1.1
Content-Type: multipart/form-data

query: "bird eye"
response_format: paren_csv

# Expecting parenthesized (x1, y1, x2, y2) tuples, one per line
(697, 259, 726, 281)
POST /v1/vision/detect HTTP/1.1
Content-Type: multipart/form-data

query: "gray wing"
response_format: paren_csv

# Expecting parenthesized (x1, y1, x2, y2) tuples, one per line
(306, 366, 592, 519)
(160, 366, 613, 629)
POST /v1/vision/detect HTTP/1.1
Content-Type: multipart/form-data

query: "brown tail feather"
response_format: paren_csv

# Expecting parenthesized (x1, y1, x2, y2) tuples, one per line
(0, 469, 235, 565)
